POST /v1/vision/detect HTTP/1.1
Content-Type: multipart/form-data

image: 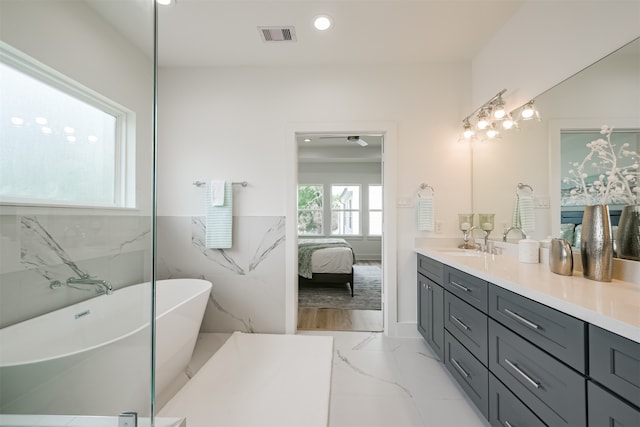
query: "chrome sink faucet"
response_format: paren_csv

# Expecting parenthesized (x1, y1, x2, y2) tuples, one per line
(503, 226, 527, 242)
(67, 275, 113, 295)
(468, 226, 489, 248)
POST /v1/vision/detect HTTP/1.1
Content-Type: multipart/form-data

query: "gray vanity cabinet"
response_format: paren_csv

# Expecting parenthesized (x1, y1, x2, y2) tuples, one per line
(489, 373, 546, 427)
(417, 272, 444, 360)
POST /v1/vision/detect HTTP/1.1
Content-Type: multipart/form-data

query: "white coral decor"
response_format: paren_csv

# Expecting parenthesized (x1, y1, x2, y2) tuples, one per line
(563, 125, 639, 205)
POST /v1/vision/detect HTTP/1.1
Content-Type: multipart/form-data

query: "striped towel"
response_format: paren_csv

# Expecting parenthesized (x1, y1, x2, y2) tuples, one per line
(206, 181, 233, 248)
(512, 194, 535, 236)
(417, 196, 435, 231)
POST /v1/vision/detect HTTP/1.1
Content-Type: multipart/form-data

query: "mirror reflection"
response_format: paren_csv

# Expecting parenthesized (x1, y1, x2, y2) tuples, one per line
(472, 37, 640, 256)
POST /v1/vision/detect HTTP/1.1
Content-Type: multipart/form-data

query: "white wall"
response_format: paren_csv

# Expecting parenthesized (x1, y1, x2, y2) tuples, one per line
(472, 0, 640, 111)
(157, 63, 472, 334)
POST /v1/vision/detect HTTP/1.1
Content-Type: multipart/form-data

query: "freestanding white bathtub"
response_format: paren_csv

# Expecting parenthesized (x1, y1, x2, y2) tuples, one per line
(0, 278, 212, 416)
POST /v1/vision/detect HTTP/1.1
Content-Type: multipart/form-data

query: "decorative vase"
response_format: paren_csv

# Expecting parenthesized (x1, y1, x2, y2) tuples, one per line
(616, 205, 640, 261)
(580, 204, 613, 282)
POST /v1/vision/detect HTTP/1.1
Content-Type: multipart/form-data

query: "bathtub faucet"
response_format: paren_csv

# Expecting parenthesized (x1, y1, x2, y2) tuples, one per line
(66, 275, 113, 295)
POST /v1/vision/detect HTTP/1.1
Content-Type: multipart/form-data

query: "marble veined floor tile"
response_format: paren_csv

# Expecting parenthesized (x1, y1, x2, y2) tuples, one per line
(329, 394, 424, 427)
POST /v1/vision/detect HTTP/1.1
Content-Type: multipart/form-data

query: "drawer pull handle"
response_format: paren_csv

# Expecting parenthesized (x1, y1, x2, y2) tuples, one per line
(451, 315, 470, 331)
(450, 357, 470, 379)
(504, 308, 540, 330)
(504, 358, 540, 389)
(503, 421, 514, 427)
(450, 281, 470, 292)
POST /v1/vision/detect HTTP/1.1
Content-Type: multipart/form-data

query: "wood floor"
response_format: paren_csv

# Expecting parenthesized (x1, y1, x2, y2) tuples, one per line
(297, 260, 383, 332)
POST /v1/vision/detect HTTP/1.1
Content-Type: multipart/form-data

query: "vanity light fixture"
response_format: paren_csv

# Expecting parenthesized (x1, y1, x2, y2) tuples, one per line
(313, 15, 333, 31)
(459, 89, 540, 143)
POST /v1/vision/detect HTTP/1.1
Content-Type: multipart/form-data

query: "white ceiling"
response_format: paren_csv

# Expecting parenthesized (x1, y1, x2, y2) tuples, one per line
(157, 0, 525, 68)
(297, 134, 383, 163)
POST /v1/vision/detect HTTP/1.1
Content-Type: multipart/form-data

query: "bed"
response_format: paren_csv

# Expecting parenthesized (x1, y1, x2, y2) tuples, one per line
(298, 238, 356, 297)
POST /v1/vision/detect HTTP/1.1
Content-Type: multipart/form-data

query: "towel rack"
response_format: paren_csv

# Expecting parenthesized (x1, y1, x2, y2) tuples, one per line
(516, 182, 533, 195)
(418, 183, 435, 197)
(193, 181, 248, 188)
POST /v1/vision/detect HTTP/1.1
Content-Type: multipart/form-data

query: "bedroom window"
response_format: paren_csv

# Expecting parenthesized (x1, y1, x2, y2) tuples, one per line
(368, 185, 382, 236)
(297, 184, 324, 235)
(331, 185, 360, 236)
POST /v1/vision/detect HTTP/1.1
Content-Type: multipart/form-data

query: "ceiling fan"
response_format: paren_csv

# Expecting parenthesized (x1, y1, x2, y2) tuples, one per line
(318, 135, 369, 147)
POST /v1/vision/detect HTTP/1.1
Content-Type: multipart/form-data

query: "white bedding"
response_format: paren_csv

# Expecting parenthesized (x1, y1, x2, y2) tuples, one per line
(311, 247, 354, 274)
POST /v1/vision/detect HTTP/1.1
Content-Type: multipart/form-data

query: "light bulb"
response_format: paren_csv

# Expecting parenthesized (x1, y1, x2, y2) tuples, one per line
(313, 15, 333, 31)
(521, 101, 535, 119)
(35, 117, 48, 125)
(10, 117, 24, 126)
(64, 126, 75, 134)
(463, 128, 474, 139)
(493, 108, 506, 119)
(88, 135, 98, 143)
(502, 118, 514, 129)
(486, 128, 498, 138)
(476, 109, 489, 130)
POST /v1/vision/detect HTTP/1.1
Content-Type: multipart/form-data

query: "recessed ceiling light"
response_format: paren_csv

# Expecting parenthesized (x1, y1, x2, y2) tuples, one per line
(313, 15, 333, 31)
(304, 138, 311, 142)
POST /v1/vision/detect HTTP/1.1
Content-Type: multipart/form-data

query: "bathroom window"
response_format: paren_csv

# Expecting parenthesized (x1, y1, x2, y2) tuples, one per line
(298, 184, 324, 235)
(368, 185, 382, 236)
(0, 45, 134, 208)
(331, 184, 360, 236)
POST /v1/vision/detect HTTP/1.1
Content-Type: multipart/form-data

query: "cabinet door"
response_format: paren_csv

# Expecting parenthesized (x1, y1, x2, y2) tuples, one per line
(589, 325, 640, 408)
(588, 381, 640, 427)
(417, 273, 444, 360)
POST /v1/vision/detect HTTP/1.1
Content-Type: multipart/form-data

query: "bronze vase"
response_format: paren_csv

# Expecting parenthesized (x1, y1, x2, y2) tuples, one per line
(580, 204, 613, 282)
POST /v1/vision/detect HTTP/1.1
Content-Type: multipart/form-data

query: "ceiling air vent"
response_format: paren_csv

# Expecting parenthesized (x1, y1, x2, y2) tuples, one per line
(258, 26, 297, 42)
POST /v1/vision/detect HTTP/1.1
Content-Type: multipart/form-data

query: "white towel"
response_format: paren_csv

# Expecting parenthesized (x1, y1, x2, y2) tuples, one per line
(210, 179, 226, 206)
(417, 196, 435, 231)
(206, 181, 233, 249)
(512, 194, 535, 235)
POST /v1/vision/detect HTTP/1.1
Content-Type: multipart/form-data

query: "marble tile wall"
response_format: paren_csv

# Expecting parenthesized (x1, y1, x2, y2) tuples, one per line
(0, 214, 152, 328)
(156, 215, 286, 334)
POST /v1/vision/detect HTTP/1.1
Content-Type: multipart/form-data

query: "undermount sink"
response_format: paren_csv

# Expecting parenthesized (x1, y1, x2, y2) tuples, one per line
(436, 249, 481, 257)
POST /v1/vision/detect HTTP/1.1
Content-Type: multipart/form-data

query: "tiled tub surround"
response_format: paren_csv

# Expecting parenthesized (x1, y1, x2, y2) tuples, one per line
(156, 215, 286, 333)
(0, 214, 151, 328)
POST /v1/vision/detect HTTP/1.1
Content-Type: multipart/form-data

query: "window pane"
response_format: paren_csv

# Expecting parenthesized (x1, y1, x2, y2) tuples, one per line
(331, 185, 360, 209)
(369, 212, 382, 235)
(369, 185, 382, 210)
(331, 210, 360, 235)
(0, 62, 119, 206)
(298, 185, 323, 209)
(298, 210, 323, 235)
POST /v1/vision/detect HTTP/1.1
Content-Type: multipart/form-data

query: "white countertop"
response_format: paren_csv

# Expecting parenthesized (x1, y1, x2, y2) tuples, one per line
(416, 246, 640, 344)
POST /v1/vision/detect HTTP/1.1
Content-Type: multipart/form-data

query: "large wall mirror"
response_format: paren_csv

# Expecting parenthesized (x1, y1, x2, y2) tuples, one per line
(472, 37, 639, 258)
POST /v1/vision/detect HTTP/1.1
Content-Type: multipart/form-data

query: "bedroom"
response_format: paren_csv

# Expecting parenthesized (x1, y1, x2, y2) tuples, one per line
(296, 133, 383, 331)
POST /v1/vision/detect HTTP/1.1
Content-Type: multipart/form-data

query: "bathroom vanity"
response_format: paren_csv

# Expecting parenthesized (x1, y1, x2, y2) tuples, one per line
(416, 247, 639, 427)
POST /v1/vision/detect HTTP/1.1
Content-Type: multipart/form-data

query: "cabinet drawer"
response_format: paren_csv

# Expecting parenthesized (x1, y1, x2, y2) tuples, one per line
(444, 330, 489, 419)
(589, 325, 640, 408)
(417, 254, 444, 284)
(445, 291, 488, 366)
(489, 373, 546, 427)
(588, 381, 640, 427)
(488, 284, 586, 373)
(489, 319, 586, 427)
(443, 266, 488, 312)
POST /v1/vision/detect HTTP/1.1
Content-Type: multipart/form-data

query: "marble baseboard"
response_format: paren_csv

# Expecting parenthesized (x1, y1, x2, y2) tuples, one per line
(157, 215, 286, 333)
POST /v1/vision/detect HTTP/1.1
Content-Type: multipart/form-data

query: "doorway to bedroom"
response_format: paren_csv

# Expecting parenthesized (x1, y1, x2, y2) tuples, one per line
(296, 133, 383, 332)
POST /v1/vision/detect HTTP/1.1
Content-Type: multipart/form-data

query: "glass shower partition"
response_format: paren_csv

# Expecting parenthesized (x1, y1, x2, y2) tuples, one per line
(0, 0, 157, 424)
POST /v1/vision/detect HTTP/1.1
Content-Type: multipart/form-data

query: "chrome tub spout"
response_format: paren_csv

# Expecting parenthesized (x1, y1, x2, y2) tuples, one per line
(67, 275, 113, 295)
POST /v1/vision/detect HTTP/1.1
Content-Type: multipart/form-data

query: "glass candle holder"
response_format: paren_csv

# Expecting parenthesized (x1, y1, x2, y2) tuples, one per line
(458, 213, 475, 249)
(479, 213, 495, 235)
